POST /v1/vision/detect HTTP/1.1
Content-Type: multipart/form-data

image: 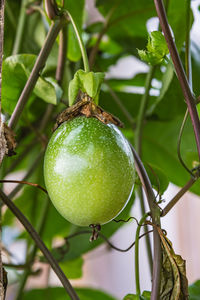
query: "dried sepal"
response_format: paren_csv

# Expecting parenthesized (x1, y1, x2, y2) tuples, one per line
(53, 93, 123, 131)
(0, 122, 16, 164)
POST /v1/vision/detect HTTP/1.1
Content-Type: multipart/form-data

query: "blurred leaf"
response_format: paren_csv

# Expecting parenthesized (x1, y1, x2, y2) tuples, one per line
(144, 163, 169, 195)
(64, 0, 85, 62)
(59, 257, 84, 279)
(123, 295, 138, 300)
(22, 287, 117, 300)
(106, 73, 147, 92)
(189, 280, 200, 300)
(147, 67, 187, 120)
(167, 0, 194, 51)
(21, 13, 46, 54)
(96, 0, 155, 40)
(3, 159, 72, 246)
(191, 42, 200, 96)
(142, 117, 200, 196)
(4, 1, 20, 57)
(147, 63, 173, 116)
(100, 90, 155, 127)
(41, 193, 135, 262)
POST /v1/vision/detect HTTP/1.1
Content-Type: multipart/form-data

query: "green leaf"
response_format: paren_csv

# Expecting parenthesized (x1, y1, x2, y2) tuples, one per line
(2, 54, 62, 115)
(68, 70, 105, 105)
(189, 280, 200, 300)
(147, 31, 168, 57)
(138, 31, 169, 65)
(22, 287, 117, 300)
(59, 257, 84, 279)
(78, 71, 105, 104)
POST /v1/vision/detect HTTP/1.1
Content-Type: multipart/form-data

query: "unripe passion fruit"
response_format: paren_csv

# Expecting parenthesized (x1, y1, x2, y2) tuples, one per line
(44, 116, 135, 227)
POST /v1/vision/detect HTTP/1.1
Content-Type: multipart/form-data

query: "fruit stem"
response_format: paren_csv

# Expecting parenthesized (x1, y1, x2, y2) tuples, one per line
(135, 212, 149, 296)
(66, 11, 90, 73)
(0, 188, 80, 300)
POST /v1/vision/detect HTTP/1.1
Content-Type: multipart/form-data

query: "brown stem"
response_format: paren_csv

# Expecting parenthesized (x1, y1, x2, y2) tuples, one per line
(0, 0, 5, 121)
(154, 0, 200, 160)
(56, 25, 68, 84)
(162, 177, 198, 216)
(0, 189, 80, 300)
(8, 18, 65, 130)
(62, 229, 154, 254)
(130, 144, 161, 300)
(0, 180, 47, 194)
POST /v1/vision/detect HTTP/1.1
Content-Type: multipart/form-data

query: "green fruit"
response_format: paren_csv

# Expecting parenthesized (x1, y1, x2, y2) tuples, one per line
(44, 116, 135, 227)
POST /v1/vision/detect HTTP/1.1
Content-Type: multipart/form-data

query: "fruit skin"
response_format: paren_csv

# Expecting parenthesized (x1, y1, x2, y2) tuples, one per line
(44, 116, 135, 227)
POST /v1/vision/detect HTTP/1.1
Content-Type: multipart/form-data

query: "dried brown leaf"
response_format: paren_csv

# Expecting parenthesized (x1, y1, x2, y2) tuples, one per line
(157, 227, 188, 300)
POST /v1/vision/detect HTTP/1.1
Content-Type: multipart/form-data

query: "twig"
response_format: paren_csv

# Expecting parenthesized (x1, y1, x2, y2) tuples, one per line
(162, 176, 198, 216)
(135, 213, 149, 296)
(56, 26, 68, 84)
(137, 187, 153, 273)
(12, 0, 27, 55)
(8, 18, 65, 130)
(0, 0, 5, 121)
(130, 144, 161, 300)
(62, 229, 154, 254)
(154, 0, 200, 160)
(7, 151, 44, 200)
(0, 180, 47, 194)
(4, 263, 28, 270)
(0, 1, 5, 297)
(0, 189, 80, 300)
